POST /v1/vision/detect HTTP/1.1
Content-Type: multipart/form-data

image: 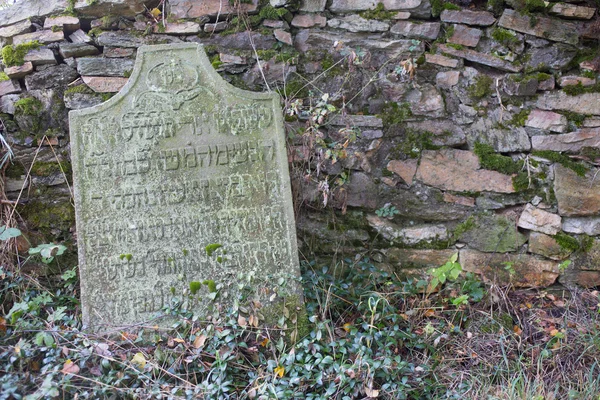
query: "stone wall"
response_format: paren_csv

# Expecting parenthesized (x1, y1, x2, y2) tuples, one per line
(1, 0, 600, 287)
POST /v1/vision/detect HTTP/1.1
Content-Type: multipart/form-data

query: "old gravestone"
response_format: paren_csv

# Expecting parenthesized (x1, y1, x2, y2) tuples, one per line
(69, 43, 302, 332)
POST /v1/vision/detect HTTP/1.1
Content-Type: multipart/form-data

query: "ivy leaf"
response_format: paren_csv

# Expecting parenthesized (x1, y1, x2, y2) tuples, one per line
(0, 226, 21, 241)
(132, 352, 146, 369)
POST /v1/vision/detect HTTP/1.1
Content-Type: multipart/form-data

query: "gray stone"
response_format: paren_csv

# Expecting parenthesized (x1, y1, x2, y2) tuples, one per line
(300, 0, 326, 11)
(23, 48, 56, 66)
(537, 91, 600, 115)
(405, 119, 466, 147)
(97, 31, 146, 48)
(387, 248, 457, 270)
(170, 0, 258, 18)
(525, 109, 567, 133)
(538, 75, 555, 91)
(204, 21, 228, 33)
(558, 76, 596, 88)
(329, 115, 383, 128)
(517, 203, 561, 235)
(104, 47, 136, 58)
(76, 57, 135, 77)
(0, 94, 20, 114)
(43, 16, 80, 31)
(440, 9, 496, 26)
(0, 0, 147, 27)
(5, 62, 33, 79)
(366, 215, 448, 244)
(498, 9, 579, 45)
(503, 75, 538, 96)
(274, 29, 293, 45)
(63, 92, 104, 110)
(448, 24, 482, 47)
(0, 19, 32, 38)
(406, 83, 445, 117)
(156, 22, 202, 35)
(468, 115, 531, 152)
(425, 53, 459, 68)
(69, 29, 93, 44)
(12, 30, 64, 45)
(81, 76, 129, 93)
(562, 217, 600, 235)
(460, 214, 527, 253)
(24, 64, 78, 90)
(525, 44, 577, 71)
(531, 128, 600, 152)
(549, 2, 595, 19)
(327, 15, 390, 32)
(70, 43, 302, 332)
(437, 44, 522, 73)
(0, 80, 21, 96)
(554, 165, 600, 216)
(291, 14, 327, 28)
(199, 31, 276, 51)
(59, 43, 100, 59)
(390, 20, 440, 40)
(528, 232, 572, 261)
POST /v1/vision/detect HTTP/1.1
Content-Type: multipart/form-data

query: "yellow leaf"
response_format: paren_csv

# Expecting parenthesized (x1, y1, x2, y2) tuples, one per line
(150, 7, 161, 18)
(132, 352, 146, 369)
(274, 365, 285, 378)
(513, 325, 523, 336)
(550, 329, 559, 337)
(259, 337, 269, 347)
(173, 338, 185, 343)
(62, 359, 80, 375)
(193, 334, 207, 349)
(238, 314, 247, 327)
(342, 322, 352, 332)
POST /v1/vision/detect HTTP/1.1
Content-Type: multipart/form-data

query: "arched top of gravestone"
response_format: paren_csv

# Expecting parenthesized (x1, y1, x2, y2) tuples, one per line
(71, 43, 279, 119)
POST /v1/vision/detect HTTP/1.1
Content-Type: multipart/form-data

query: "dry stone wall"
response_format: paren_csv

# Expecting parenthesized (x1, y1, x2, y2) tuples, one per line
(1, 0, 600, 287)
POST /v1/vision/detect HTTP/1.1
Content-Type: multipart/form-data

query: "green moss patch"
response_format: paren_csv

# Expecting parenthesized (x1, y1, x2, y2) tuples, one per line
(1, 41, 40, 67)
(474, 142, 523, 175)
(531, 150, 588, 177)
(507, 109, 530, 127)
(563, 82, 600, 96)
(361, 2, 397, 19)
(491, 28, 519, 47)
(431, 0, 461, 17)
(380, 102, 412, 128)
(553, 232, 580, 252)
(467, 75, 493, 100)
(14, 97, 43, 116)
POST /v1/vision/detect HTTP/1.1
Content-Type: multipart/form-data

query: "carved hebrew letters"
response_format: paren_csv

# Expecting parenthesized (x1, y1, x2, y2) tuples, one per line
(70, 44, 300, 331)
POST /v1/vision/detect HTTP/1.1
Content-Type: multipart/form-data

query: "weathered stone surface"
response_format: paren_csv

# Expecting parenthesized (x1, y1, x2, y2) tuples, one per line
(443, 193, 475, 207)
(24, 64, 78, 90)
(329, 115, 383, 128)
(327, 14, 390, 32)
(525, 109, 567, 133)
(5, 62, 33, 79)
(531, 128, 600, 152)
(170, 0, 258, 18)
(0, 19, 32, 38)
(343, 172, 378, 209)
(562, 217, 600, 235)
(300, 0, 327, 11)
(104, 47, 135, 58)
(12, 30, 64, 46)
(561, 239, 600, 287)
(0, 0, 147, 27)
(529, 232, 572, 261)
(387, 159, 417, 185)
(330, 0, 425, 13)
(64, 91, 104, 110)
(0, 80, 21, 96)
(390, 21, 440, 40)
(550, 2, 595, 19)
(415, 149, 516, 193)
(538, 75, 555, 91)
(155, 22, 201, 35)
(460, 249, 559, 287)
(406, 83, 445, 117)
(366, 215, 448, 244)
(291, 14, 327, 28)
(558, 76, 596, 87)
(460, 213, 527, 253)
(503, 75, 538, 96)
(448, 24, 482, 47)
(43, 16, 80, 31)
(537, 91, 600, 115)
(70, 43, 302, 331)
(440, 9, 496, 26)
(76, 57, 135, 77)
(387, 248, 457, 269)
(81, 76, 129, 93)
(294, 29, 424, 58)
(425, 53, 459, 68)
(97, 31, 146, 48)
(554, 165, 600, 216)
(583, 118, 600, 128)
(405, 120, 466, 147)
(59, 43, 100, 59)
(204, 21, 228, 33)
(70, 29, 93, 44)
(525, 44, 577, 72)
(199, 31, 276, 51)
(436, 71, 460, 88)
(518, 204, 561, 235)
(437, 44, 522, 72)
(498, 9, 579, 45)
(468, 116, 531, 152)
(23, 48, 56, 66)
(274, 29, 293, 45)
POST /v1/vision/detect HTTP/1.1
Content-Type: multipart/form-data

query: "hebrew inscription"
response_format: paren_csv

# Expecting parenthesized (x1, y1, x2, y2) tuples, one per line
(70, 44, 300, 331)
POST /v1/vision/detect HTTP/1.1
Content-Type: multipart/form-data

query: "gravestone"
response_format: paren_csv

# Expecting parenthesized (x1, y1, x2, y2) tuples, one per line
(69, 43, 302, 332)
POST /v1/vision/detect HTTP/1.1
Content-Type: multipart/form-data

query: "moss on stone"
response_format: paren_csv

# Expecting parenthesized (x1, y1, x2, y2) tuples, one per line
(563, 82, 600, 96)
(210, 53, 223, 69)
(467, 75, 493, 99)
(507, 109, 530, 127)
(553, 232, 580, 252)
(474, 142, 523, 175)
(5, 162, 25, 179)
(20, 200, 75, 237)
(1, 41, 41, 67)
(65, 84, 94, 95)
(31, 161, 71, 177)
(379, 102, 412, 128)
(452, 216, 475, 241)
(15, 97, 43, 116)
(491, 27, 519, 46)
(581, 235, 594, 252)
(431, 0, 461, 17)
(397, 129, 440, 159)
(360, 2, 397, 19)
(0, 72, 9, 81)
(558, 111, 587, 128)
(531, 150, 588, 177)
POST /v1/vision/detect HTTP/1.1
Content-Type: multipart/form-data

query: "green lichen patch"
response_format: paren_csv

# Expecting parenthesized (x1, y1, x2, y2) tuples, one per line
(467, 75, 494, 100)
(360, 2, 397, 19)
(1, 41, 41, 67)
(380, 102, 412, 128)
(491, 27, 519, 47)
(20, 200, 75, 238)
(396, 130, 441, 159)
(531, 150, 588, 177)
(507, 109, 530, 127)
(431, 0, 461, 17)
(31, 161, 71, 178)
(473, 142, 523, 175)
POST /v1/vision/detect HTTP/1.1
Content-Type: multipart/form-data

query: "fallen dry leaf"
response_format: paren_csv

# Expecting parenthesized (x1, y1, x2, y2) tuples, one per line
(193, 334, 207, 349)
(62, 359, 80, 375)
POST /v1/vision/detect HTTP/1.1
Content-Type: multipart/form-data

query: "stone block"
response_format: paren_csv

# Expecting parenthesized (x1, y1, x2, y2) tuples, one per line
(59, 43, 100, 59)
(525, 110, 567, 133)
(43, 16, 80, 31)
(532, 128, 600, 152)
(23, 48, 57, 66)
(76, 57, 135, 77)
(81, 76, 129, 93)
(498, 9, 579, 45)
(518, 204, 561, 235)
(440, 9, 496, 26)
(554, 165, 600, 216)
(12, 30, 64, 45)
(448, 24, 482, 47)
